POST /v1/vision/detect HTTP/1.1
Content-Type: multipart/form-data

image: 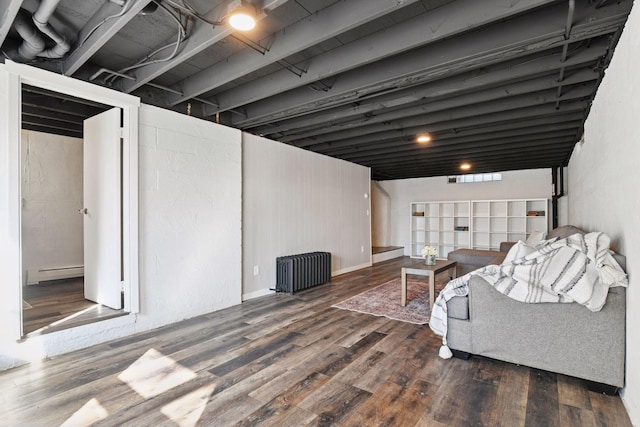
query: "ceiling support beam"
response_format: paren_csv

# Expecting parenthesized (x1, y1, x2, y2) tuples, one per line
(294, 84, 595, 147)
(165, 0, 421, 105)
(226, 0, 630, 126)
(120, 0, 290, 93)
(0, 0, 22, 46)
(255, 40, 608, 137)
(61, 0, 154, 76)
(199, 0, 560, 115)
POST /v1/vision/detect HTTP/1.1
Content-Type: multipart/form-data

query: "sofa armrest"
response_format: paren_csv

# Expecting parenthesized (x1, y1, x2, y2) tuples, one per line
(467, 275, 626, 387)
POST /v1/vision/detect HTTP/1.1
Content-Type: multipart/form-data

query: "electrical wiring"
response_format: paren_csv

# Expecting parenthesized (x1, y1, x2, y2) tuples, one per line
(161, 0, 224, 26)
(103, 0, 188, 84)
(77, 0, 134, 49)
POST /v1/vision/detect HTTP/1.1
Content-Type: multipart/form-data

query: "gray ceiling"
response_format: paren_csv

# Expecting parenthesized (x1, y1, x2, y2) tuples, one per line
(1, 0, 633, 180)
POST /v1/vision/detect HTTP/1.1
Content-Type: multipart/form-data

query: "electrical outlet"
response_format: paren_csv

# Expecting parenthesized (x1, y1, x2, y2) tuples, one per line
(253, 265, 259, 276)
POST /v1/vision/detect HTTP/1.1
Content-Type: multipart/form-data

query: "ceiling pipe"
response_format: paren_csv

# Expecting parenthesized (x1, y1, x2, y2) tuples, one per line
(12, 0, 70, 60)
(13, 11, 46, 60)
(32, 0, 70, 58)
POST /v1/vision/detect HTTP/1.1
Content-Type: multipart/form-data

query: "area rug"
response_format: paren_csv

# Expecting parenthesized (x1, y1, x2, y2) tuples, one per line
(331, 278, 436, 325)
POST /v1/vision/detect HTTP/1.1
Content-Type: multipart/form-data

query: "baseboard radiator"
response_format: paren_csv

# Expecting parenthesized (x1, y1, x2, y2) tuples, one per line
(275, 252, 331, 295)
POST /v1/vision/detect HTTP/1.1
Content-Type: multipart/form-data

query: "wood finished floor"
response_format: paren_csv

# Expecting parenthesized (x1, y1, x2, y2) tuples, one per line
(22, 278, 126, 336)
(2, 257, 632, 426)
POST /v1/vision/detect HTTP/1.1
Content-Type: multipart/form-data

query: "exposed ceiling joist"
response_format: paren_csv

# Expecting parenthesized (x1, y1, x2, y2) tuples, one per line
(201, 0, 559, 115)
(164, 0, 421, 105)
(297, 101, 589, 152)
(293, 84, 595, 147)
(227, 0, 631, 126)
(256, 40, 609, 137)
(356, 132, 579, 166)
(119, 0, 290, 93)
(321, 113, 586, 157)
(3, 0, 632, 179)
(62, 0, 154, 76)
(281, 69, 598, 143)
(0, 0, 22, 46)
(335, 124, 583, 163)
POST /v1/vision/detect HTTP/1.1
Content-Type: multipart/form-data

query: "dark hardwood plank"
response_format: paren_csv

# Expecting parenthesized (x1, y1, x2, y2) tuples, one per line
(0, 256, 633, 426)
(525, 369, 560, 427)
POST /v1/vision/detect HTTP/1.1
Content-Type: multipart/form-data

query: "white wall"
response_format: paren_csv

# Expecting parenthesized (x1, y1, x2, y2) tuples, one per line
(371, 181, 391, 247)
(566, 2, 639, 422)
(137, 105, 242, 320)
(242, 133, 371, 299)
(21, 130, 83, 284)
(0, 98, 242, 369)
(377, 169, 553, 254)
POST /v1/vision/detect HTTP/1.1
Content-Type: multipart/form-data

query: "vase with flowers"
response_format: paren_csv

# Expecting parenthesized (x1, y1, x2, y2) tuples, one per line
(421, 245, 438, 265)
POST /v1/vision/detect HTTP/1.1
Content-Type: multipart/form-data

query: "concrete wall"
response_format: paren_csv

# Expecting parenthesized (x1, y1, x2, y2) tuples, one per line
(242, 133, 371, 300)
(21, 130, 83, 284)
(376, 169, 553, 254)
(566, 2, 639, 422)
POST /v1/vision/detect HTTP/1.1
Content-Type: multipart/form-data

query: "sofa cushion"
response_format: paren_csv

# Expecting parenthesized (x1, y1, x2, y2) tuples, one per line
(489, 254, 506, 265)
(547, 225, 586, 239)
(499, 241, 516, 253)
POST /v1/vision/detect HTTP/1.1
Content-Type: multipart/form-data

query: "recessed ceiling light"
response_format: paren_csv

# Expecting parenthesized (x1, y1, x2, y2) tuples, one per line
(460, 163, 471, 170)
(416, 134, 431, 143)
(228, 3, 257, 31)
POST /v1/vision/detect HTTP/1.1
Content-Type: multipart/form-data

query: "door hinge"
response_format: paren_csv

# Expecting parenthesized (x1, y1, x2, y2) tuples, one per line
(120, 127, 125, 138)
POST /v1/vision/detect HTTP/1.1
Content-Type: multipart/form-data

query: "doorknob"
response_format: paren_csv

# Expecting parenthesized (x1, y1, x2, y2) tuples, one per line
(78, 208, 88, 215)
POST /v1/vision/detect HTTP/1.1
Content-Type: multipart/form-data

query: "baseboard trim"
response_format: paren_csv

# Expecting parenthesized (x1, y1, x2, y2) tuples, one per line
(27, 266, 84, 285)
(332, 262, 372, 277)
(242, 261, 373, 300)
(372, 248, 404, 264)
(242, 288, 275, 301)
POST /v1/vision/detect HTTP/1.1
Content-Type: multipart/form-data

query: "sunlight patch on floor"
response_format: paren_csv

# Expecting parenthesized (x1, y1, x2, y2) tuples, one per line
(118, 348, 197, 399)
(60, 398, 108, 426)
(161, 383, 216, 427)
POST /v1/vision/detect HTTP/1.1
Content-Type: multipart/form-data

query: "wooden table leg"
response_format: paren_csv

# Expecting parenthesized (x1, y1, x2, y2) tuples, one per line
(401, 268, 407, 306)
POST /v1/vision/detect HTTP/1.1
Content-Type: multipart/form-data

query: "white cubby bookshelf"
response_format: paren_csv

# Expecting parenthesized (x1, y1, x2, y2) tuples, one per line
(471, 199, 548, 251)
(410, 201, 470, 259)
(410, 199, 548, 258)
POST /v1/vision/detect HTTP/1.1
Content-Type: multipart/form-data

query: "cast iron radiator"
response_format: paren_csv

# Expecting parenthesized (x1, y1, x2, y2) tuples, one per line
(275, 252, 331, 295)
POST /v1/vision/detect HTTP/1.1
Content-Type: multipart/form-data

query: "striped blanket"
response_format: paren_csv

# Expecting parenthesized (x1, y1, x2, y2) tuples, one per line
(429, 232, 628, 359)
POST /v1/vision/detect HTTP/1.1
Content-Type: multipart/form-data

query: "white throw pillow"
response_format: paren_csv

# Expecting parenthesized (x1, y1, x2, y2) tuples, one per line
(525, 230, 547, 245)
(503, 240, 537, 264)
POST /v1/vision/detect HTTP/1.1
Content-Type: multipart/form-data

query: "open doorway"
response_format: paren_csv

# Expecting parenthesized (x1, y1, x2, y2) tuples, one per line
(20, 85, 127, 336)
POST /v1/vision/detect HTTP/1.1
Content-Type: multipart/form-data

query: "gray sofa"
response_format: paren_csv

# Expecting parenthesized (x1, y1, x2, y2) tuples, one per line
(444, 227, 627, 392)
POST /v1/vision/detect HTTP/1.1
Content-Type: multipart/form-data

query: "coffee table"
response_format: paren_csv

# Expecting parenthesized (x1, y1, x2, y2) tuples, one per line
(401, 259, 457, 310)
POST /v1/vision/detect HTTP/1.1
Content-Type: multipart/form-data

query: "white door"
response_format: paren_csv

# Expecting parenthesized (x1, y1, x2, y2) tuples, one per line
(83, 108, 122, 309)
